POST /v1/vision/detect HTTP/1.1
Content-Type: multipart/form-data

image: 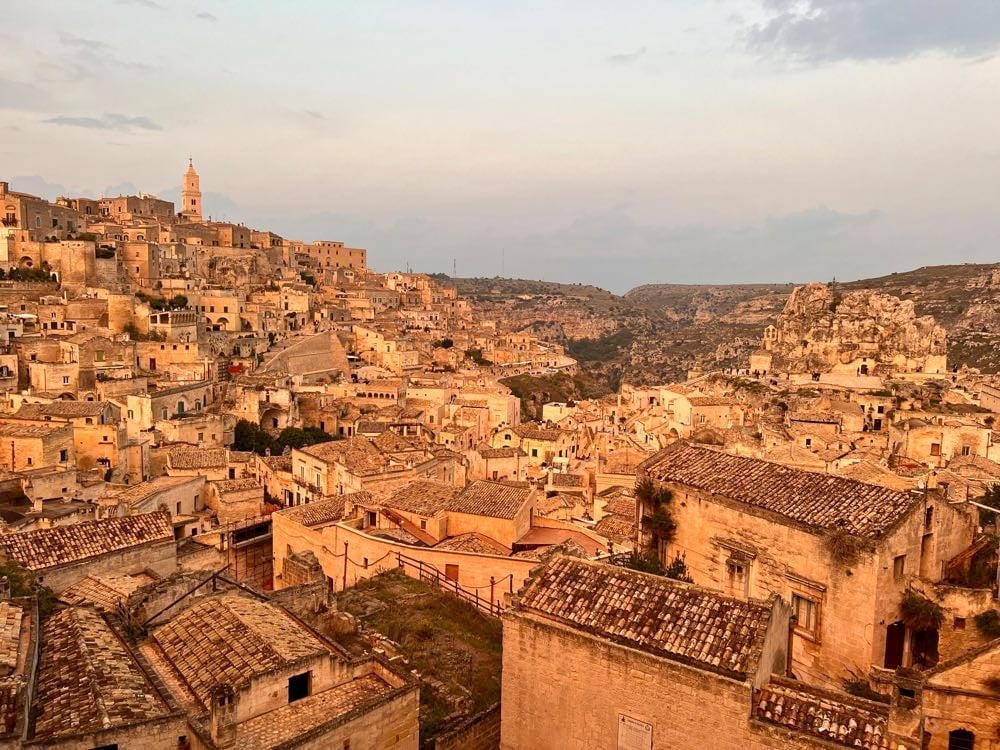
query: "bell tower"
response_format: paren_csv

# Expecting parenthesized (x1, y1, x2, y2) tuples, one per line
(181, 158, 202, 221)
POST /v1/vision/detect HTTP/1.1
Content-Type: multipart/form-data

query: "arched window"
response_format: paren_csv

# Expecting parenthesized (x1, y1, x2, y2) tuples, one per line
(949, 729, 975, 750)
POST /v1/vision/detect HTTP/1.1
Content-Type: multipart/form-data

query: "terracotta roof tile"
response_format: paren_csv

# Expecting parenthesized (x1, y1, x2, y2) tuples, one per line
(0, 602, 23, 675)
(753, 677, 890, 749)
(434, 532, 510, 555)
(642, 443, 920, 538)
(384, 481, 459, 517)
(33, 608, 171, 740)
(275, 493, 369, 527)
(214, 478, 261, 493)
(151, 596, 330, 707)
(0, 511, 173, 571)
(450, 480, 531, 519)
(516, 556, 772, 678)
(168, 446, 227, 469)
(60, 573, 155, 612)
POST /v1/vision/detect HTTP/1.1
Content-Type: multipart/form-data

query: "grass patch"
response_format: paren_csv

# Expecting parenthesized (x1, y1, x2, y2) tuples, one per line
(336, 570, 502, 748)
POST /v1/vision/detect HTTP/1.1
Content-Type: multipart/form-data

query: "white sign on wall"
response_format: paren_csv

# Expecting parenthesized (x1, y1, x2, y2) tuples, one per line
(618, 714, 653, 750)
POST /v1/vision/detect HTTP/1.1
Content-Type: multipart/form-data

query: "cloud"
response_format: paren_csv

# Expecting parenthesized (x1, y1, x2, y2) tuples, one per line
(43, 112, 163, 132)
(195, 11, 217, 21)
(0, 78, 49, 110)
(58, 33, 111, 52)
(7, 176, 72, 200)
(303, 110, 325, 120)
(116, 0, 165, 10)
(746, 0, 1000, 63)
(607, 46, 647, 64)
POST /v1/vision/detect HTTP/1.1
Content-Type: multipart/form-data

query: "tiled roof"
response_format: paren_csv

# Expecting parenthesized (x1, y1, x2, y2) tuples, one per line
(275, 493, 363, 527)
(515, 556, 772, 678)
(16, 401, 108, 419)
(450, 480, 531, 519)
(214, 478, 261, 493)
(688, 396, 739, 407)
(550, 472, 585, 487)
(33, 607, 171, 740)
(60, 573, 155, 612)
(229, 450, 254, 463)
(594, 514, 636, 544)
(261, 454, 292, 471)
(235, 673, 396, 749)
(168, 446, 227, 469)
(151, 596, 330, 707)
(515, 423, 564, 441)
(753, 677, 890, 749)
(0, 422, 67, 438)
(434, 532, 510, 555)
(642, 443, 920, 538)
(478, 445, 525, 459)
(384, 481, 459, 517)
(105, 475, 200, 510)
(300, 436, 390, 475)
(0, 602, 24, 675)
(0, 511, 173, 571)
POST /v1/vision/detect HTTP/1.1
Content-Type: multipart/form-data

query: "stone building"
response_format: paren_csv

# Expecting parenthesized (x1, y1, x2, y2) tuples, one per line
(0, 511, 176, 593)
(639, 443, 976, 687)
(140, 594, 418, 749)
(501, 555, 795, 750)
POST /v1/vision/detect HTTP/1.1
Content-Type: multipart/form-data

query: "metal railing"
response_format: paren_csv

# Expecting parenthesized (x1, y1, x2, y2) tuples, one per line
(395, 550, 512, 618)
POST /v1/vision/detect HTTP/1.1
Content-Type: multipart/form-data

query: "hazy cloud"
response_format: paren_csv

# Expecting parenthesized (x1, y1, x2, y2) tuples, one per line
(303, 110, 325, 120)
(58, 33, 111, 51)
(0, 78, 49, 110)
(747, 0, 1000, 62)
(607, 46, 647, 64)
(116, 0, 165, 10)
(195, 11, 217, 22)
(44, 112, 163, 132)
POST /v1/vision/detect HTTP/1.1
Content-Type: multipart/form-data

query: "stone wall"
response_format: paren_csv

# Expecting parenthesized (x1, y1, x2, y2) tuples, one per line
(436, 703, 500, 750)
(39, 537, 177, 594)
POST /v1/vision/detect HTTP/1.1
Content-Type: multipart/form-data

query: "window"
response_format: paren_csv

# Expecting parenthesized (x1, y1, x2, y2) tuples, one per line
(953, 616, 966, 630)
(420, 519, 427, 531)
(26, 457, 33, 466)
(531, 448, 538, 457)
(725, 556, 749, 598)
(287, 672, 310, 703)
(176, 502, 181, 515)
(792, 594, 819, 636)
(62, 376, 70, 385)
(948, 729, 975, 750)
(877, 405, 884, 414)
(962, 446, 971, 456)
(930, 443, 941, 456)
(59, 449, 68, 462)
(925, 506, 934, 529)
(893, 554, 906, 582)
(805, 438, 812, 448)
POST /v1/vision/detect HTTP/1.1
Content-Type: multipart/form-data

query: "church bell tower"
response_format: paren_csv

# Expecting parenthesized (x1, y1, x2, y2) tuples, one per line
(181, 159, 202, 221)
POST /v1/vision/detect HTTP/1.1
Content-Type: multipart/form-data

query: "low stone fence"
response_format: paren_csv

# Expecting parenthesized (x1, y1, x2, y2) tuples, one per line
(435, 703, 501, 750)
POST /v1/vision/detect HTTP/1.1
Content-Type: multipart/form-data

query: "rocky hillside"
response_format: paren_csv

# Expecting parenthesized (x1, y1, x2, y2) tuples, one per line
(450, 263, 1000, 390)
(765, 282, 947, 374)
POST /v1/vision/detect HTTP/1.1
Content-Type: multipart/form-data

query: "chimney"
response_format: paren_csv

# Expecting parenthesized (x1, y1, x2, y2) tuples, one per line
(209, 684, 238, 748)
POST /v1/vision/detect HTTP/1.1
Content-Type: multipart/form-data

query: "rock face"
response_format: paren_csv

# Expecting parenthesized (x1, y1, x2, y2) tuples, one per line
(761, 283, 948, 375)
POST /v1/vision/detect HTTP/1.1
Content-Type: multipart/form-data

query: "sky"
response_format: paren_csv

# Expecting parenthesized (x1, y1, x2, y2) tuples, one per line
(2, 1, 999, 293)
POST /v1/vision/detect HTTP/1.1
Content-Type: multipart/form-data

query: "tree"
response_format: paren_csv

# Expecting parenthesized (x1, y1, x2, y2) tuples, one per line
(170, 294, 188, 309)
(978, 483, 1000, 525)
(636, 476, 677, 554)
(0, 560, 57, 619)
